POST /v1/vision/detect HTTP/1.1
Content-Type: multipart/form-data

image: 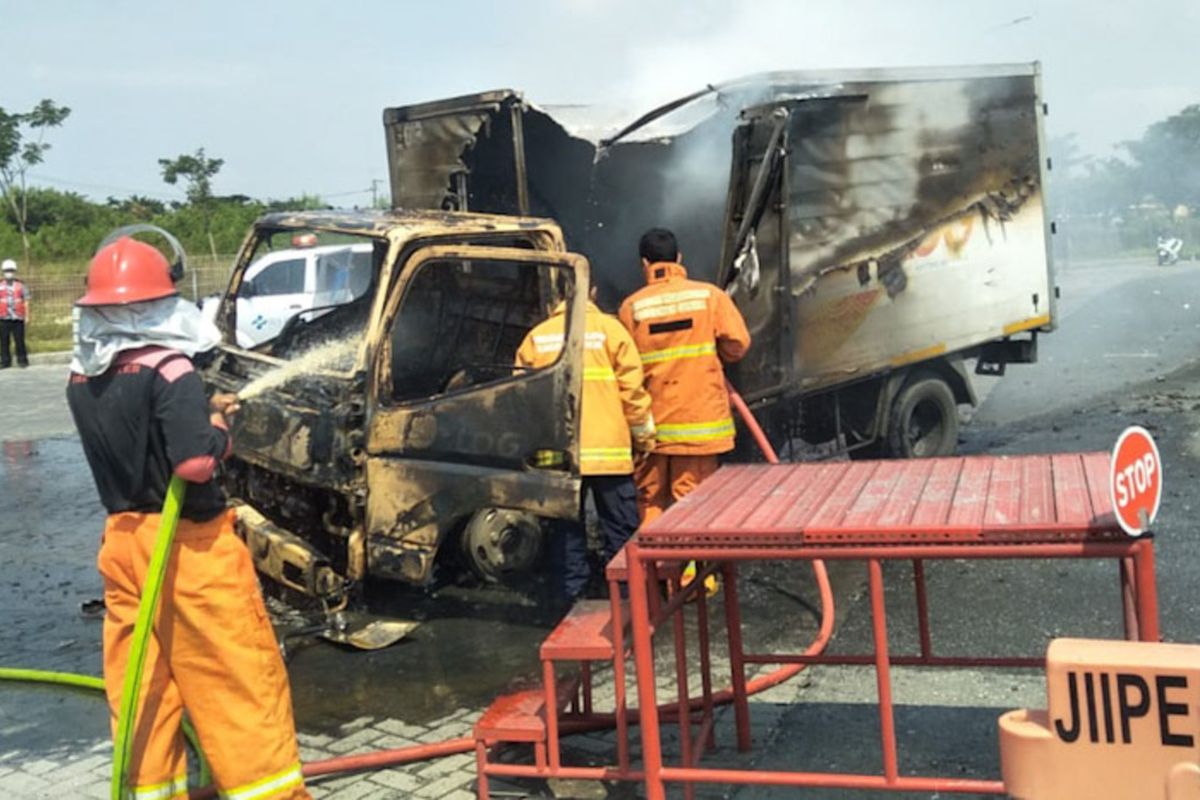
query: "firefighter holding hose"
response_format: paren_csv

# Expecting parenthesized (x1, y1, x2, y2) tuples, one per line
(619, 228, 751, 523)
(66, 229, 310, 799)
(620, 228, 751, 595)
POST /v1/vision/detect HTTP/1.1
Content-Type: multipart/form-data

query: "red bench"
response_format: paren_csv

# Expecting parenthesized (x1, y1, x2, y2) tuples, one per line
(475, 598, 624, 799)
(473, 541, 715, 798)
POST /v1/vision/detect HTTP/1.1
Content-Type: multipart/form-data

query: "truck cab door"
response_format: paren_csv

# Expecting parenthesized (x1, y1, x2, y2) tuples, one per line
(363, 244, 587, 584)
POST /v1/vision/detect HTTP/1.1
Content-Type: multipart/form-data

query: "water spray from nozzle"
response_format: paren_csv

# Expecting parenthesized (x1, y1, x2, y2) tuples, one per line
(237, 339, 356, 400)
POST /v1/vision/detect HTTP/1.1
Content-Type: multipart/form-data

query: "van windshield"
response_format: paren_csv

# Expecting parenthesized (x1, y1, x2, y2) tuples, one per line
(230, 228, 386, 365)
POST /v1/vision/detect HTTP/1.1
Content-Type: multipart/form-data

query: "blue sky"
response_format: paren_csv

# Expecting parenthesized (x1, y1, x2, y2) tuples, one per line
(5, 0, 1197, 203)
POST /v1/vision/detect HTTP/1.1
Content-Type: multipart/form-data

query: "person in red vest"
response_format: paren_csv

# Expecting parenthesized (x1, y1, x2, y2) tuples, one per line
(0, 259, 31, 368)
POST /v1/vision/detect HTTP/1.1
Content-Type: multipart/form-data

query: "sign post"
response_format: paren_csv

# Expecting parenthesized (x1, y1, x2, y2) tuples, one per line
(1109, 426, 1163, 537)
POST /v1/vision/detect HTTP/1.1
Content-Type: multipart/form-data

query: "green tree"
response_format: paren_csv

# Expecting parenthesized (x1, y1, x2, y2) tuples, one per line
(106, 194, 167, 220)
(1122, 104, 1200, 210)
(159, 148, 224, 256)
(158, 148, 223, 204)
(0, 99, 72, 270)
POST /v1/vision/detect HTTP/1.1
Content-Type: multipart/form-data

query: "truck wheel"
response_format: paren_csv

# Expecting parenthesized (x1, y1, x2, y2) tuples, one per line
(460, 508, 544, 584)
(886, 375, 959, 458)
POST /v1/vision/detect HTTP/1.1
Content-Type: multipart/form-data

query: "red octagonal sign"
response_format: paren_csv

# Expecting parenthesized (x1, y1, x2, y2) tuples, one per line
(1109, 426, 1163, 537)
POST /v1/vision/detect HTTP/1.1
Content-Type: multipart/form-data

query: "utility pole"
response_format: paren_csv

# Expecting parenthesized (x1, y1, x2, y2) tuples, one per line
(370, 179, 384, 209)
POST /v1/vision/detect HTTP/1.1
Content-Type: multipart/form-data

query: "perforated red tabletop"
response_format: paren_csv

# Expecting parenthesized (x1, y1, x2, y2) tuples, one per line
(638, 452, 1125, 548)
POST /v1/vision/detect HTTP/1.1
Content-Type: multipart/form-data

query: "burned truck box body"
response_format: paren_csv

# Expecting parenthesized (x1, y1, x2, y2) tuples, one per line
(203, 210, 590, 598)
(383, 90, 739, 308)
(384, 64, 1054, 458)
(721, 66, 1053, 395)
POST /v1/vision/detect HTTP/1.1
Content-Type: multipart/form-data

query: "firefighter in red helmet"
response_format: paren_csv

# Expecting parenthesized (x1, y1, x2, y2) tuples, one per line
(67, 230, 311, 800)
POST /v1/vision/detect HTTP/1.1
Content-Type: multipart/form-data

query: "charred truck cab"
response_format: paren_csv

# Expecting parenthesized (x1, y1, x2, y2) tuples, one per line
(203, 210, 589, 602)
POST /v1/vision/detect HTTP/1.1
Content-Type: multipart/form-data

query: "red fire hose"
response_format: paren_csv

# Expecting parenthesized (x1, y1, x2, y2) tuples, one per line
(189, 386, 836, 797)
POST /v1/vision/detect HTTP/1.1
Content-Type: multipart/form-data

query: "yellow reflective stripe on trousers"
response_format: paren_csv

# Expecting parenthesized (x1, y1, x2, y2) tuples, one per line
(583, 366, 616, 381)
(656, 418, 735, 442)
(133, 775, 189, 800)
(581, 447, 632, 462)
(639, 342, 717, 364)
(219, 763, 304, 800)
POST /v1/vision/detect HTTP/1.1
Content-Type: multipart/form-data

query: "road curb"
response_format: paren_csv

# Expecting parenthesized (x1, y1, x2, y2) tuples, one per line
(27, 351, 72, 366)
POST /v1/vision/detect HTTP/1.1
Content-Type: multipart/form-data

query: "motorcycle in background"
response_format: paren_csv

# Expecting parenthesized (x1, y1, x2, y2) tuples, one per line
(1157, 235, 1183, 265)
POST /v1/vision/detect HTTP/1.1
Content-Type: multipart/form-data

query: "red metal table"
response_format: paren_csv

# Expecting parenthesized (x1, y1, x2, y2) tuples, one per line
(625, 453, 1160, 799)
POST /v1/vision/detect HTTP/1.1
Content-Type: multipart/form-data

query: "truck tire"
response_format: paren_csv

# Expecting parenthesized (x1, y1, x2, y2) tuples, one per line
(885, 375, 959, 458)
(460, 508, 544, 584)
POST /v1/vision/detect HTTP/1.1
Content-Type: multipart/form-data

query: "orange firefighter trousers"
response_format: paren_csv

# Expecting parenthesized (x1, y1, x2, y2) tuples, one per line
(99, 510, 309, 800)
(635, 453, 720, 524)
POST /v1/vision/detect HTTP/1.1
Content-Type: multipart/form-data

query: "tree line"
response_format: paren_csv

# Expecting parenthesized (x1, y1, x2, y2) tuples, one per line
(1049, 104, 1200, 255)
(0, 184, 328, 269)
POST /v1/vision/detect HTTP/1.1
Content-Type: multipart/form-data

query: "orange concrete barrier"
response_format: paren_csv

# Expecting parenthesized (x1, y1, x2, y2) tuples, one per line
(1000, 638, 1200, 799)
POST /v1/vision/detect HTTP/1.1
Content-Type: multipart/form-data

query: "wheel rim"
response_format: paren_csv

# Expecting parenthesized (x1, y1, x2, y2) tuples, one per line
(462, 509, 542, 582)
(905, 398, 946, 457)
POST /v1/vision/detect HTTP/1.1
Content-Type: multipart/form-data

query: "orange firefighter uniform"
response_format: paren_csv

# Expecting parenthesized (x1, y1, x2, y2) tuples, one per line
(99, 510, 307, 800)
(619, 261, 750, 522)
(516, 300, 656, 474)
(516, 299, 655, 600)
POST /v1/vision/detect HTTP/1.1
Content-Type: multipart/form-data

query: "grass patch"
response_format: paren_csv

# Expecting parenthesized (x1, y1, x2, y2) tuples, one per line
(27, 336, 72, 353)
(27, 318, 73, 353)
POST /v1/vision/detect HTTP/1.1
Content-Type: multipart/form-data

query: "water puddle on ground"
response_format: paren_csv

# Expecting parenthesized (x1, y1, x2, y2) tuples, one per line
(0, 437, 564, 738)
(278, 584, 561, 733)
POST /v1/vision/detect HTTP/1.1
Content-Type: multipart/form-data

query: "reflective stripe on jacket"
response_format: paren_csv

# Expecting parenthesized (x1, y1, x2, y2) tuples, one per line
(516, 301, 654, 475)
(618, 262, 750, 456)
(0, 280, 28, 320)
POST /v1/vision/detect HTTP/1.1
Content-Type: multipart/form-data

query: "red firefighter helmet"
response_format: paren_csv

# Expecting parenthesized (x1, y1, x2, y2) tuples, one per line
(78, 237, 178, 306)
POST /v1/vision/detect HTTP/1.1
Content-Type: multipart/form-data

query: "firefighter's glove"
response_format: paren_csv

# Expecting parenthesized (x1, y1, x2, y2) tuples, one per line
(632, 415, 656, 453)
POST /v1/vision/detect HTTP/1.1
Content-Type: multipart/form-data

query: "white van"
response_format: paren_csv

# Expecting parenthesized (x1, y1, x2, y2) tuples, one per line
(217, 241, 374, 348)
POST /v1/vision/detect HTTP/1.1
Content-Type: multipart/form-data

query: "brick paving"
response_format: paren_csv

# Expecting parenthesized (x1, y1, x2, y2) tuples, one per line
(0, 657, 796, 799)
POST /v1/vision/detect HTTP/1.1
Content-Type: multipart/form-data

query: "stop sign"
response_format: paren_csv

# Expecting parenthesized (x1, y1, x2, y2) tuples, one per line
(1109, 426, 1163, 537)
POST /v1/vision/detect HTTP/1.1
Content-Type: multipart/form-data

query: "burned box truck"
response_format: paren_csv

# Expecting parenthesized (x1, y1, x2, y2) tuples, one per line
(383, 63, 1055, 459)
(204, 64, 1055, 601)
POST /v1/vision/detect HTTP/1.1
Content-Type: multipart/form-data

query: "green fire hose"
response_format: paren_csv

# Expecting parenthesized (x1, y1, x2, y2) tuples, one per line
(109, 474, 189, 799)
(0, 667, 210, 789)
(0, 476, 211, 796)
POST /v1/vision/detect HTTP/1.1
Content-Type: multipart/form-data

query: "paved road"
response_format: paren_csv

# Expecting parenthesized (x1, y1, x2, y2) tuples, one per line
(974, 255, 1200, 424)
(0, 362, 74, 443)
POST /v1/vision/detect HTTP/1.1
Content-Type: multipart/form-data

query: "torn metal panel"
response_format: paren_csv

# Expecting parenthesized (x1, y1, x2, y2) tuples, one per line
(383, 90, 522, 211)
